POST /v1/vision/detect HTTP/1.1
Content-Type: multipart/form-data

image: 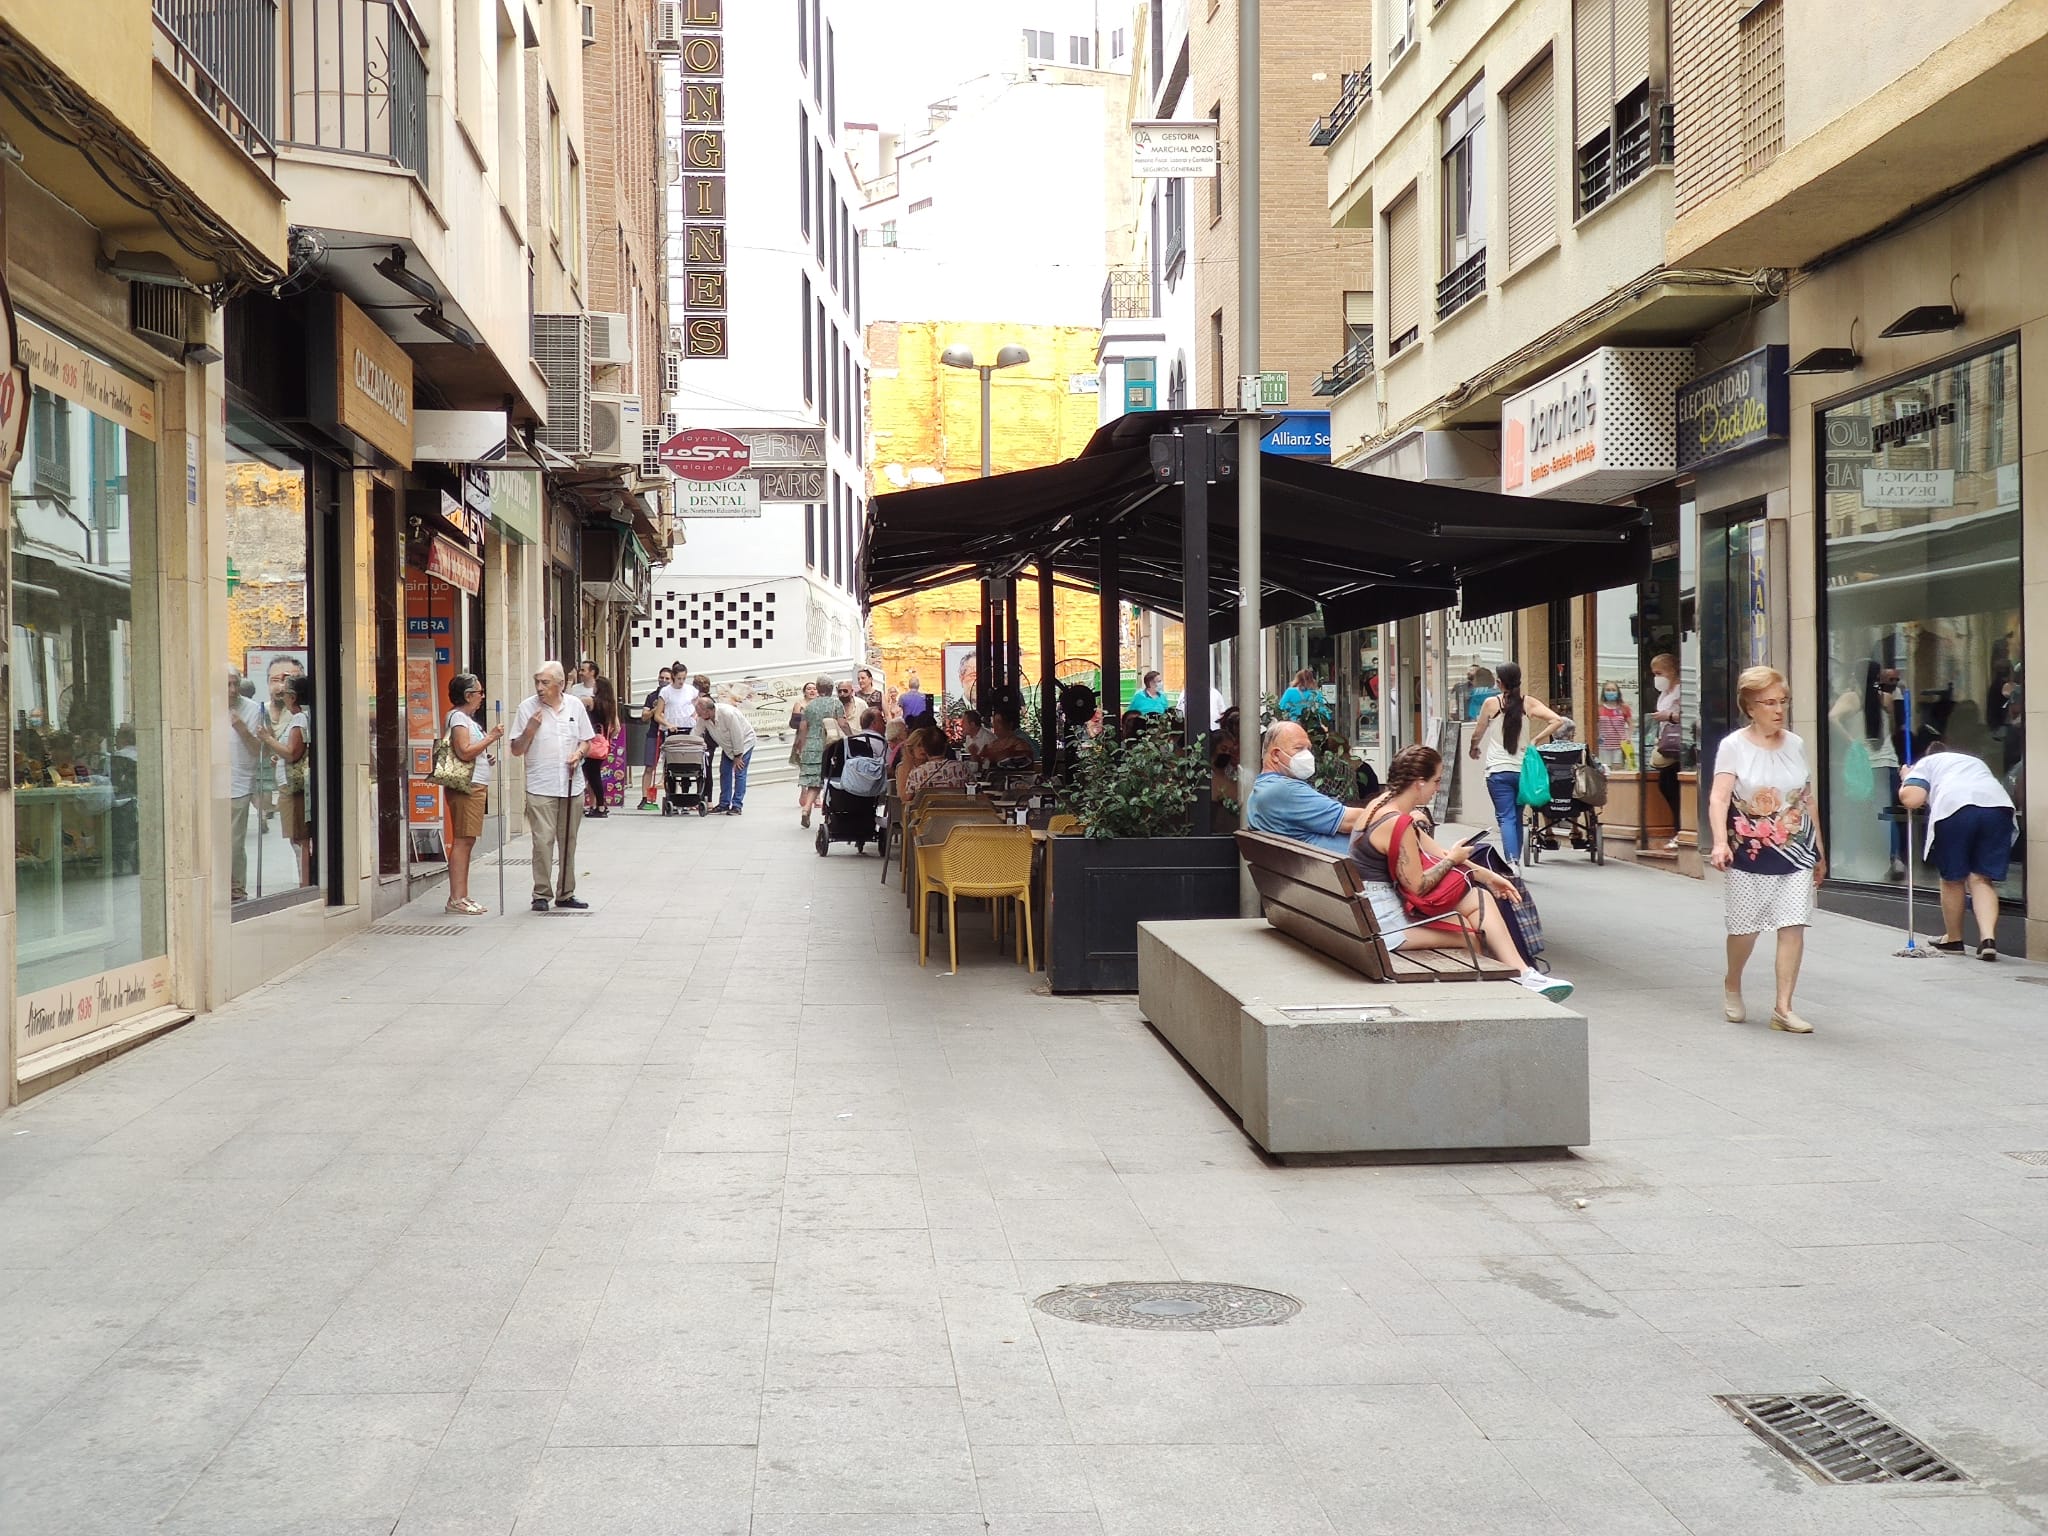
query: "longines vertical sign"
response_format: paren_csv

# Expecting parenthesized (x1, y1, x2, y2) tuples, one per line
(679, 0, 728, 358)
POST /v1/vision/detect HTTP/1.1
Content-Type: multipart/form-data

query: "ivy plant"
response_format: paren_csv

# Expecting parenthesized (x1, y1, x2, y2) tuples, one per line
(1067, 729, 1211, 840)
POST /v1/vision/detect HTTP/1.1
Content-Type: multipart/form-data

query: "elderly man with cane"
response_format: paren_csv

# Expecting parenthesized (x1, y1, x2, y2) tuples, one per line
(511, 661, 600, 911)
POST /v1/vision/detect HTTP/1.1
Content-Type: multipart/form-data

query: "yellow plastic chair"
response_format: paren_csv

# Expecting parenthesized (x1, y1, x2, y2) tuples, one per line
(903, 800, 1000, 895)
(905, 804, 1003, 921)
(1045, 814, 1083, 835)
(918, 824, 1036, 973)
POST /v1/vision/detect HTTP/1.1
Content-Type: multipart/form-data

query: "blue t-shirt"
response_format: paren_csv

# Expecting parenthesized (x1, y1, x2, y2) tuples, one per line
(1130, 690, 1171, 715)
(1245, 770, 1351, 856)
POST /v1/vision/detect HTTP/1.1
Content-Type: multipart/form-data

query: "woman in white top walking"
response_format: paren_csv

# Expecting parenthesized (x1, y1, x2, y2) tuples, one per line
(445, 673, 504, 915)
(1467, 661, 1563, 866)
(1709, 665, 1826, 1033)
(1898, 741, 2016, 960)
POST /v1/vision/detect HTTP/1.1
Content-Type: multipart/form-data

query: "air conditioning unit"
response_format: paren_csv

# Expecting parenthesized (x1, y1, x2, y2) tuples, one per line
(586, 392, 644, 464)
(663, 351, 681, 394)
(667, 324, 684, 351)
(580, 3, 595, 43)
(531, 313, 591, 456)
(588, 311, 633, 368)
(641, 425, 667, 480)
(654, 0, 684, 52)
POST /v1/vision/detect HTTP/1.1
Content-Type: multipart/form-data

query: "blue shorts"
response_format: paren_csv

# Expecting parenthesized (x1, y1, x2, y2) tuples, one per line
(1929, 804, 2014, 883)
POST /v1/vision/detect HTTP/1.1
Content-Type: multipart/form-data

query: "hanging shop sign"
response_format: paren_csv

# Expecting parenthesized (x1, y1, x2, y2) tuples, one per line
(744, 466, 826, 501)
(0, 275, 30, 477)
(15, 316, 157, 440)
(679, 0, 728, 357)
(425, 536, 484, 594)
(1674, 345, 1788, 473)
(309, 293, 413, 467)
(660, 426, 750, 480)
(1132, 119, 1219, 178)
(489, 468, 542, 543)
(678, 480, 762, 518)
(726, 426, 825, 467)
(1500, 346, 1690, 499)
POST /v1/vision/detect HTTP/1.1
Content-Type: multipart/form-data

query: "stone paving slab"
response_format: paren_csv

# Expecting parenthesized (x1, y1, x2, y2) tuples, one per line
(1, 805, 2046, 1534)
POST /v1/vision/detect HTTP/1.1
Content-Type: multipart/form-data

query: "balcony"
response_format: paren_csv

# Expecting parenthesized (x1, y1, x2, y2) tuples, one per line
(1308, 67, 1371, 147)
(1436, 249, 1486, 321)
(282, 0, 428, 178)
(1101, 268, 1155, 323)
(153, 0, 278, 155)
(1312, 331, 1374, 397)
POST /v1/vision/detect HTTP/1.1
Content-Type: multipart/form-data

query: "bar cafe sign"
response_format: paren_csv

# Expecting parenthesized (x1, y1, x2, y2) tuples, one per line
(1674, 346, 1787, 473)
(1500, 347, 1687, 499)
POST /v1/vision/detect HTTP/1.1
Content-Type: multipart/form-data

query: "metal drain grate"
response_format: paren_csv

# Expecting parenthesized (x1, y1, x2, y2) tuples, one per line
(366, 924, 468, 937)
(1717, 1394, 1966, 1485)
(1033, 1281, 1301, 1331)
(2006, 1150, 2048, 1167)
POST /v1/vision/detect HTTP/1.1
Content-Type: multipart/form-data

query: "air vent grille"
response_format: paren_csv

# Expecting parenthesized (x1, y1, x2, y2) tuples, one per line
(532, 313, 590, 456)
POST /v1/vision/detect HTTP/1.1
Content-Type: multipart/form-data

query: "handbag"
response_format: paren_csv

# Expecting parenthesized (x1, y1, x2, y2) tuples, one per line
(1389, 813, 1471, 921)
(1517, 745, 1553, 808)
(1571, 758, 1609, 807)
(1657, 716, 1682, 756)
(585, 734, 611, 763)
(428, 735, 473, 791)
(1471, 843, 1544, 964)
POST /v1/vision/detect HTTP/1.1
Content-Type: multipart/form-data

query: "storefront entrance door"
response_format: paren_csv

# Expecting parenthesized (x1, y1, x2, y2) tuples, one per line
(1700, 505, 1769, 783)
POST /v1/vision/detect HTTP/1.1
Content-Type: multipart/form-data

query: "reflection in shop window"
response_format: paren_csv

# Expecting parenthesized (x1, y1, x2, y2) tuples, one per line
(10, 383, 167, 996)
(1819, 340, 2023, 898)
(226, 415, 320, 913)
(1446, 611, 1510, 723)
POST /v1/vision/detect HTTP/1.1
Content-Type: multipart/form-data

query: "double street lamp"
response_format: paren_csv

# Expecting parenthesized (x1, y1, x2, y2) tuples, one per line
(940, 342, 1031, 479)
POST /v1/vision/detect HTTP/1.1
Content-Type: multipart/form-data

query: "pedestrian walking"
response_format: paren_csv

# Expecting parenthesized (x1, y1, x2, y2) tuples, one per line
(582, 671, 618, 818)
(443, 673, 503, 914)
(1467, 661, 1563, 866)
(855, 667, 884, 714)
(796, 674, 843, 828)
(639, 666, 673, 809)
(1709, 665, 1825, 1033)
(570, 659, 597, 704)
(788, 681, 817, 772)
(1897, 740, 2016, 960)
(511, 660, 599, 912)
(696, 693, 759, 814)
(1650, 652, 1685, 849)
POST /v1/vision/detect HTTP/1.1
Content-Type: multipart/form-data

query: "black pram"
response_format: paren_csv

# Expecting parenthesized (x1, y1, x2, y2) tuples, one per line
(815, 731, 887, 856)
(1523, 741, 1604, 865)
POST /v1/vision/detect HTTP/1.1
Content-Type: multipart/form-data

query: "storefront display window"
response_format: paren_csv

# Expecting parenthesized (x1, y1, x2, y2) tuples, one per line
(225, 413, 320, 912)
(1818, 340, 2022, 897)
(1592, 583, 1640, 769)
(10, 378, 166, 998)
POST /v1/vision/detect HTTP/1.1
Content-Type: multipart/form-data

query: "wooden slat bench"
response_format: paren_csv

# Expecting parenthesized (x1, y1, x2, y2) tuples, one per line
(1234, 829, 1518, 983)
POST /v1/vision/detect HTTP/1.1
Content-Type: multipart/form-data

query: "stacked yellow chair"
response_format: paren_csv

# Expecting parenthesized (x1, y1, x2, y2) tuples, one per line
(917, 823, 1036, 973)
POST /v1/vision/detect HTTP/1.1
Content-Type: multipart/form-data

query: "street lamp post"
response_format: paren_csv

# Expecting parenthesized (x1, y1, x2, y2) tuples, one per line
(942, 343, 1030, 703)
(1235, 0, 1263, 916)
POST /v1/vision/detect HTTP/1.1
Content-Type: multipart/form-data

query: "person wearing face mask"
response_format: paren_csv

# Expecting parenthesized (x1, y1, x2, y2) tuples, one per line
(1648, 652, 1684, 851)
(1596, 680, 1634, 767)
(1244, 721, 1370, 855)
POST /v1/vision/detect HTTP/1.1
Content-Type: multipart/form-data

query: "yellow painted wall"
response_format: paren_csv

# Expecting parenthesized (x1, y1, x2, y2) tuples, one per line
(865, 320, 1184, 700)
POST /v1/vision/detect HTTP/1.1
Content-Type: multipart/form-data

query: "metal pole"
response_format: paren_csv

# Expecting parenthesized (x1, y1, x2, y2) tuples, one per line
(980, 366, 994, 479)
(1235, 0, 1263, 916)
(1004, 576, 1021, 706)
(1099, 532, 1121, 718)
(495, 700, 505, 916)
(976, 369, 994, 714)
(1183, 430, 1212, 835)
(1038, 560, 1057, 771)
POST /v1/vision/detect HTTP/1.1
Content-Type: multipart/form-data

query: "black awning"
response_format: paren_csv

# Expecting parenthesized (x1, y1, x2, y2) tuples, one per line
(863, 411, 1648, 629)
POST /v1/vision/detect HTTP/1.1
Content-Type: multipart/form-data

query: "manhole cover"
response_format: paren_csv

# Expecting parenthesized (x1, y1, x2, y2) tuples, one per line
(366, 923, 467, 937)
(1717, 1394, 1966, 1484)
(1033, 1282, 1301, 1331)
(2006, 1150, 2048, 1167)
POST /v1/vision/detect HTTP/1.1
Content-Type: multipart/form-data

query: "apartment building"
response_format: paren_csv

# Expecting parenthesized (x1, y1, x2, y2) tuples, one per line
(1666, 0, 2043, 953)
(633, 0, 867, 738)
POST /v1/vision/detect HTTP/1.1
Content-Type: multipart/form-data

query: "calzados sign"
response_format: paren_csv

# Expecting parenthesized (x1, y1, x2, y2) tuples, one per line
(659, 427, 750, 481)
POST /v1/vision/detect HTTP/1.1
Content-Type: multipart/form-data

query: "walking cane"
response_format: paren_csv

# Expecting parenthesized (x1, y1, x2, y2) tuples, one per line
(495, 700, 505, 917)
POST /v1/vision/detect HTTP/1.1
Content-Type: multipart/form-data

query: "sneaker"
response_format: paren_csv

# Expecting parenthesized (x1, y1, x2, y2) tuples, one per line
(1887, 858, 1907, 881)
(1979, 940, 1998, 962)
(1517, 970, 1575, 1003)
(728, 804, 743, 816)
(531, 897, 550, 912)
(554, 896, 589, 910)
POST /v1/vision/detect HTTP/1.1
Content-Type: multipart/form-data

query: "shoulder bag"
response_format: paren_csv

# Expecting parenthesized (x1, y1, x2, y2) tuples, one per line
(1571, 758, 1610, 807)
(1389, 812, 1470, 921)
(1517, 745, 1553, 808)
(429, 736, 474, 791)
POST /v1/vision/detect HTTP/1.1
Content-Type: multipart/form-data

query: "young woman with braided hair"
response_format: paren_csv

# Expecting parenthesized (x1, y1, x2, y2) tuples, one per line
(1354, 745, 1576, 1002)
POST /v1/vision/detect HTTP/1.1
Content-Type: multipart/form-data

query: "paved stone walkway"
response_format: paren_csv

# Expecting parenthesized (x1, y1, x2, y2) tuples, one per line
(3, 802, 2047, 1535)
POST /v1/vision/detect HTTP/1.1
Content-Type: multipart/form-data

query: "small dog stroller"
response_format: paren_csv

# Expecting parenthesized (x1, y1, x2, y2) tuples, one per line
(1523, 741, 1605, 865)
(815, 731, 887, 856)
(661, 730, 708, 816)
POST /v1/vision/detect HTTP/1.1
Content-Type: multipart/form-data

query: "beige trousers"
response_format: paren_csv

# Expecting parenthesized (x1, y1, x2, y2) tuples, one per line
(524, 793, 580, 901)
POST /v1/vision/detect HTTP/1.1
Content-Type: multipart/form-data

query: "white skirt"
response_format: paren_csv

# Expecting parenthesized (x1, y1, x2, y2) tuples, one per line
(1725, 869, 1814, 935)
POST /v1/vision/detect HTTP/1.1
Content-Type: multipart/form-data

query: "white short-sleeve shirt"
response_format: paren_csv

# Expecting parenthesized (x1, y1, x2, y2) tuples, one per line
(513, 693, 595, 797)
(448, 707, 493, 788)
(1902, 751, 2014, 855)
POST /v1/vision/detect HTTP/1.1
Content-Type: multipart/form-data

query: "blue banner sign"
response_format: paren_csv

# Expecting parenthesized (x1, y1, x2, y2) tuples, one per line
(1260, 411, 1332, 459)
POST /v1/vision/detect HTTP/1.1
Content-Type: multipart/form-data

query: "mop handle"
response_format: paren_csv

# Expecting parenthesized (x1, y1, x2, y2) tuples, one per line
(495, 700, 505, 916)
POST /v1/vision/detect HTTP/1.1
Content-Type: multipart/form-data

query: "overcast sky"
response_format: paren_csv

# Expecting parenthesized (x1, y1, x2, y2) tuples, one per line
(831, 1, 1027, 131)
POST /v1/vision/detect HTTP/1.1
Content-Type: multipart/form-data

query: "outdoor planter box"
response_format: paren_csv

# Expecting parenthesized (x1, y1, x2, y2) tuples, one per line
(1044, 833, 1242, 993)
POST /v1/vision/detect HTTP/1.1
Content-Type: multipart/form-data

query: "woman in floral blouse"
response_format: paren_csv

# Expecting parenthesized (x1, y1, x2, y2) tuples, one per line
(1708, 665, 1826, 1034)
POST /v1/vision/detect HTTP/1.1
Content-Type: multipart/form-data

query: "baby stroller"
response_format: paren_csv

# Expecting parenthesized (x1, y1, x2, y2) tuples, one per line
(816, 731, 887, 856)
(1524, 741, 1605, 865)
(661, 729, 708, 816)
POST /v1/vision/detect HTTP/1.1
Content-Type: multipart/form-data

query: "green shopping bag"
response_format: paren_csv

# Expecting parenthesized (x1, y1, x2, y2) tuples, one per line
(1517, 745, 1553, 808)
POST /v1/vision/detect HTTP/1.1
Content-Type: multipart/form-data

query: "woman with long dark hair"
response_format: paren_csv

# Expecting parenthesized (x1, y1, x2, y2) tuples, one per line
(1466, 660, 1563, 866)
(1827, 658, 1905, 879)
(1355, 745, 1574, 1001)
(583, 672, 618, 817)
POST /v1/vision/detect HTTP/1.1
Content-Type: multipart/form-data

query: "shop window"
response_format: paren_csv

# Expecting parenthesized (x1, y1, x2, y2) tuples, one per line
(11, 369, 168, 999)
(225, 412, 322, 914)
(1817, 339, 2023, 898)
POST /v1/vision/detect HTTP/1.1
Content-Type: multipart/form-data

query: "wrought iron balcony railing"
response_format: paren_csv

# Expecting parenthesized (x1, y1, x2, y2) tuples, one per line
(1101, 268, 1156, 323)
(1308, 67, 1371, 147)
(1312, 332, 1374, 397)
(1436, 249, 1486, 320)
(283, 0, 429, 178)
(153, 0, 279, 155)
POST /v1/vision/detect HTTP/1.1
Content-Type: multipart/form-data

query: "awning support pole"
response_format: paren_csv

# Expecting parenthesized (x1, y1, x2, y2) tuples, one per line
(1099, 529, 1121, 718)
(976, 579, 992, 713)
(1182, 430, 1212, 836)
(1039, 560, 1057, 772)
(1235, 0, 1264, 916)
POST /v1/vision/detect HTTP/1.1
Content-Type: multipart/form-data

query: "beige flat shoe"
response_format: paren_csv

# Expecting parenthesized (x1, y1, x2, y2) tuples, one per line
(1723, 990, 1745, 1023)
(1769, 1009, 1813, 1034)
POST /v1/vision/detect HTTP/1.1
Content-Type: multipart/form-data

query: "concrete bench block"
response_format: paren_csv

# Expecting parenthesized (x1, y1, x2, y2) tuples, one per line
(1136, 919, 1590, 1157)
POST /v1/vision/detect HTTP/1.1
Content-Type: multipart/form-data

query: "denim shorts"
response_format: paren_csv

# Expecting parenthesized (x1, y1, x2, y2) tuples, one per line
(1930, 804, 2015, 883)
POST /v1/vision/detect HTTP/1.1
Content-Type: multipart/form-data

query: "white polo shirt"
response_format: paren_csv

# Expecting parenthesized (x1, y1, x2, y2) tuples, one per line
(512, 691, 596, 798)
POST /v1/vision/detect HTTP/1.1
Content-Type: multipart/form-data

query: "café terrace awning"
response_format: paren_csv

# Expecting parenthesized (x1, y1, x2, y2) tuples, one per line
(862, 411, 1650, 630)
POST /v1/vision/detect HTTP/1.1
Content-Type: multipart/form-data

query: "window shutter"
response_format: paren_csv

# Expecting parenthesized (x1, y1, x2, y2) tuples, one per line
(1573, 0, 1612, 145)
(1505, 58, 1556, 267)
(1612, 0, 1650, 97)
(1385, 189, 1420, 347)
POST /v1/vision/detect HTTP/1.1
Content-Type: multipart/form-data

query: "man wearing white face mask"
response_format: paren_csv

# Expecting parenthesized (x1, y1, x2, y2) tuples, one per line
(1244, 722, 1371, 855)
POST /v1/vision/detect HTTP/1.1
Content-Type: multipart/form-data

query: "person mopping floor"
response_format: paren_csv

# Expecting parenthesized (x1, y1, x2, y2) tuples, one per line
(1897, 740, 2017, 961)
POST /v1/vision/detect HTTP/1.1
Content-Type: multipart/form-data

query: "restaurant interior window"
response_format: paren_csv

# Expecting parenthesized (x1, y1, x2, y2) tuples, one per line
(1819, 340, 2022, 898)
(11, 380, 167, 991)
(225, 412, 321, 912)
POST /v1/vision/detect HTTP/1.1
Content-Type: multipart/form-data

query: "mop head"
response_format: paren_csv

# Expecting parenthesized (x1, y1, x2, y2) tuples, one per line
(1894, 938, 1934, 958)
